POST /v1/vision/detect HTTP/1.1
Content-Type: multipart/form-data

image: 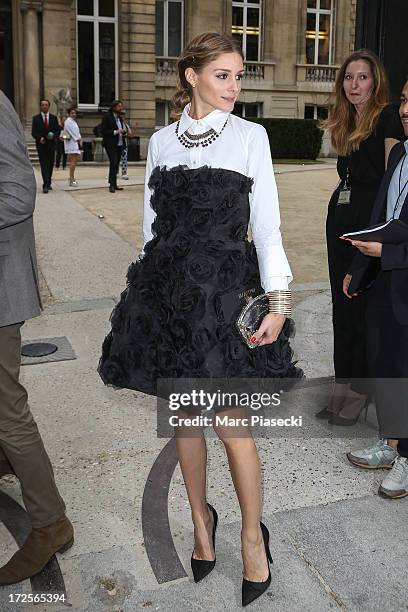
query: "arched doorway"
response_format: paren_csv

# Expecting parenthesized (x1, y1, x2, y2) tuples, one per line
(0, 0, 14, 103)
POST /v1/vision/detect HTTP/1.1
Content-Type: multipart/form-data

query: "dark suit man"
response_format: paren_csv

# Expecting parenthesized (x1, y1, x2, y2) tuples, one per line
(345, 81, 408, 499)
(101, 99, 126, 193)
(31, 100, 60, 193)
(0, 90, 73, 585)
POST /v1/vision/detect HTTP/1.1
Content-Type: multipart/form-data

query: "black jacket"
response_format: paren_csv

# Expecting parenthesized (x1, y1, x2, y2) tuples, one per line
(31, 113, 60, 146)
(349, 141, 408, 324)
(101, 112, 125, 149)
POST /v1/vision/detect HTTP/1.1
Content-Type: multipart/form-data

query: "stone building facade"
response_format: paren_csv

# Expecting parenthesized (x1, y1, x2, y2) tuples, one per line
(2, 0, 357, 154)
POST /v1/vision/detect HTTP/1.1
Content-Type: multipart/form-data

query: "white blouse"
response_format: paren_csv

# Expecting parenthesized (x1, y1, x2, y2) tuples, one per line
(142, 103, 293, 291)
(63, 117, 81, 154)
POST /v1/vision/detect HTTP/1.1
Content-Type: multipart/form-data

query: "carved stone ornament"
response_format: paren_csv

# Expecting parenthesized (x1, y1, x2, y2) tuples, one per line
(20, 1, 43, 12)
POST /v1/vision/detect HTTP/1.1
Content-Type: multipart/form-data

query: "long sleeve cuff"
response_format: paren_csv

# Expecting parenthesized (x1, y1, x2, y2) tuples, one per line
(262, 276, 290, 291)
(255, 244, 293, 291)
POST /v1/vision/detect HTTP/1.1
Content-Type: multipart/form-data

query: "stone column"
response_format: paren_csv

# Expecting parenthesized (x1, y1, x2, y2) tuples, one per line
(21, 2, 42, 122)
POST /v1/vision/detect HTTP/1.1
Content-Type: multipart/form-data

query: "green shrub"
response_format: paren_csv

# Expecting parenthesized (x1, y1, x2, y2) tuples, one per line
(246, 118, 323, 160)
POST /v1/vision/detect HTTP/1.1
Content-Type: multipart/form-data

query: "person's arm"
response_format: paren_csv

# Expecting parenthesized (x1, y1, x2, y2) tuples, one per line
(247, 124, 293, 345)
(100, 114, 115, 137)
(247, 124, 293, 291)
(381, 242, 408, 270)
(53, 115, 61, 138)
(63, 118, 74, 140)
(139, 132, 158, 258)
(31, 115, 43, 143)
(0, 94, 36, 229)
(342, 249, 368, 298)
(64, 119, 80, 142)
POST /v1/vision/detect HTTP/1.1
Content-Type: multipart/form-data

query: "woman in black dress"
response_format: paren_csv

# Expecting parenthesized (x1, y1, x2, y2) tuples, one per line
(98, 33, 301, 606)
(317, 49, 404, 425)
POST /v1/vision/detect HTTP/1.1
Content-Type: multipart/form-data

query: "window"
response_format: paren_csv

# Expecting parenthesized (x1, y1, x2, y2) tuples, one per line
(306, 0, 333, 65)
(232, 0, 262, 62)
(304, 104, 328, 120)
(77, 0, 118, 108)
(156, 0, 183, 57)
(155, 100, 172, 127)
(233, 102, 263, 118)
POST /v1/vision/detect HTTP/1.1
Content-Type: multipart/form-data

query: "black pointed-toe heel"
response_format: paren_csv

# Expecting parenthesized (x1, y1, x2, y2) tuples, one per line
(242, 522, 273, 607)
(191, 503, 218, 583)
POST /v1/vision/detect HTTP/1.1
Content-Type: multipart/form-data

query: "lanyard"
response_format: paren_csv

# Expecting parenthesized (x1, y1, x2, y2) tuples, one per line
(344, 165, 351, 190)
(393, 153, 408, 218)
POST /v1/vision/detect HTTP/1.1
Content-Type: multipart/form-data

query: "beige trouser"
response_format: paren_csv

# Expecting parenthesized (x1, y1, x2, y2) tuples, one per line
(0, 323, 66, 528)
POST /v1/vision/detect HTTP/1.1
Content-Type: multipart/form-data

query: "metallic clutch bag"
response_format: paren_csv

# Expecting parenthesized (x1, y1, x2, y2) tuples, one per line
(236, 293, 270, 349)
(220, 285, 295, 349)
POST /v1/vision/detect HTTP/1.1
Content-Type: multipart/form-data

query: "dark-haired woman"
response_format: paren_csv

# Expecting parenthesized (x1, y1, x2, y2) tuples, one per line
(63, 107, 81, 187)
(316, 49, 404, 425)
(101, 99, 127, 193)
(99, 32, 301, 606)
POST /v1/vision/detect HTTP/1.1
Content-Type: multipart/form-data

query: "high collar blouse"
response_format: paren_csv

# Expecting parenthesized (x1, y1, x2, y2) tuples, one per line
(142, 103, 292, 291)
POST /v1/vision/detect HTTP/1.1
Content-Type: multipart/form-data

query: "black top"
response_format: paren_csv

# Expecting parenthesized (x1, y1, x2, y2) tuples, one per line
(101, 112, 125, 149)
(335, 104, 405, 231)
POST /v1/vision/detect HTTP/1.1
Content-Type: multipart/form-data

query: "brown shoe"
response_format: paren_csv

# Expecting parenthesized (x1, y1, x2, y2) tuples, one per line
(0, 516, 74, 586)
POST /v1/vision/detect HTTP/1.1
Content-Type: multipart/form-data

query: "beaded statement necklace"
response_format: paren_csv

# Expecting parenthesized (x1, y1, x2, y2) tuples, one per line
(176, 116, 229, 149)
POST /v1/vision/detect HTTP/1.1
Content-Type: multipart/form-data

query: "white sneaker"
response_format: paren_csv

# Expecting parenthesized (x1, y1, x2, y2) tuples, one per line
(379, 456, 408, 499)
(122, 174, 129, 180)
(69, 179, 78, 187)
(346, 438, 398, 469)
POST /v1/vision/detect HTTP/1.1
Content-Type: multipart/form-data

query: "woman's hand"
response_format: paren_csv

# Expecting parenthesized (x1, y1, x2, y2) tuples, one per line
(251, 313, 286, 347)
(343, 273, 358, 299)
(344, 238, 382, 257)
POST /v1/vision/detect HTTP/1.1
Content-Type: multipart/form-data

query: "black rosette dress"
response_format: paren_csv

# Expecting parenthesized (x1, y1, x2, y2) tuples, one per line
(98, 165, 302, 396)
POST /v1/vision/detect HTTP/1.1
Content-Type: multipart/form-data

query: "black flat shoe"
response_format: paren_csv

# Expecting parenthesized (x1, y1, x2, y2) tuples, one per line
(115, 186, 124, 190)
(242, 522, 272, 607)
(315, 406, 333, 419)
(191, 503, 218, 583)
(109, 186, 115, 193)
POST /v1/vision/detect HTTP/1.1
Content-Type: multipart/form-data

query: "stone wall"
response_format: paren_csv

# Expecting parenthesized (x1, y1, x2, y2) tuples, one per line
(12, 0, 358, 151)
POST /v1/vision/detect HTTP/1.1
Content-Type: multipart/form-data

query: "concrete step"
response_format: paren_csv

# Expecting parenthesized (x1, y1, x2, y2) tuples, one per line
(25, 134, 40, 166)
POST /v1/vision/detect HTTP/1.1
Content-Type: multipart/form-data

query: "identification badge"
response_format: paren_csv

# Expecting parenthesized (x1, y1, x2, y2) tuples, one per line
(337, 188, 351, 205)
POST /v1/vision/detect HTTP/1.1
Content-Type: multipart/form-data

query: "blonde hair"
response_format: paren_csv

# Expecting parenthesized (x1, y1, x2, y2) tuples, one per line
(170, 32, 244, 121)
(322, 49, 389, 156)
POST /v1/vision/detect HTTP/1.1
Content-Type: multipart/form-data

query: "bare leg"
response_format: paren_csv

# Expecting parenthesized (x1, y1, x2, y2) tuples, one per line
(388, 438, 399, 449)
(214, 408, 269, 582)
(68, 154, 78, 181)
(175, 416, 214, 561)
